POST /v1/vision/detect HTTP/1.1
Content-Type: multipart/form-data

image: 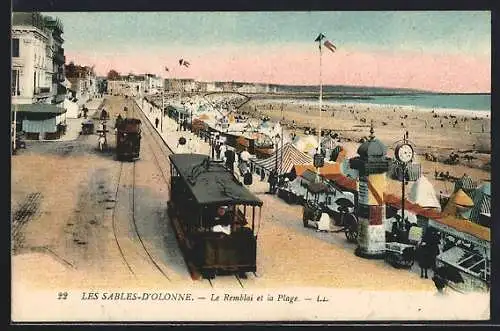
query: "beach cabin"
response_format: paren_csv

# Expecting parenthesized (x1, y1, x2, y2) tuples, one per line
(467, 183, 491, 227)
(429, 215, 490, 292)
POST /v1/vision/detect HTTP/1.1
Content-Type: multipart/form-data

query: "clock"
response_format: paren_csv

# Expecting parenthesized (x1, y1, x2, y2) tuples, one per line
(395, 143, 414, 163)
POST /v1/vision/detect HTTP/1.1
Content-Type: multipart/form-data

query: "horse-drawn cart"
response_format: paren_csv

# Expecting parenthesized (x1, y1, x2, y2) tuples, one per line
(81, 120, 94, 135)
(385, 242, 416, 269)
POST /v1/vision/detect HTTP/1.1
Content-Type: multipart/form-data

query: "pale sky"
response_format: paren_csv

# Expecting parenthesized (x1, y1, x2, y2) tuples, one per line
(43, 11, 491, 92)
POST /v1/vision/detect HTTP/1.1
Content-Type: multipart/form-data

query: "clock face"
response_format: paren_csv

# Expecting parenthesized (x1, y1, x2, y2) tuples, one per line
(397, 144, 414, 163)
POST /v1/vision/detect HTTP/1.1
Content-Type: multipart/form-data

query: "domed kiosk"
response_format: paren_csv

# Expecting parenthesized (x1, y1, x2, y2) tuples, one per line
(349, 123, 391, 258)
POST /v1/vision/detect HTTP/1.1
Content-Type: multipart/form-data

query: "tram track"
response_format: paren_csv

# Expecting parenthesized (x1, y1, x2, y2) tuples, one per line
(109, 100, 172, 282)
(207, 274, 246, 289)
(129, 97, 251, 288)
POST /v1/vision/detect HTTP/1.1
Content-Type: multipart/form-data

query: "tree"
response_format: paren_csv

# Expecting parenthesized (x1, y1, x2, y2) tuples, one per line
(107, 69, 120, 80)
(65, 61, 76, 78)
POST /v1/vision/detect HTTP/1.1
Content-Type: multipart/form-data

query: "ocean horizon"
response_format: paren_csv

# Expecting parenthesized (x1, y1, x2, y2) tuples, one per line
(260, 93, 490, 112)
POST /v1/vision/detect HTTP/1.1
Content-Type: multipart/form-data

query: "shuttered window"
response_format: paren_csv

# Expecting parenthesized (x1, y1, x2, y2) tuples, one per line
(12, 38, 19, 57)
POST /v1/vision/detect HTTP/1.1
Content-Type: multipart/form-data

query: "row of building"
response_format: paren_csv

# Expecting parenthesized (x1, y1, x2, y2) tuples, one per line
(11, 12, 101, 141)
(107, 74, 280, 96)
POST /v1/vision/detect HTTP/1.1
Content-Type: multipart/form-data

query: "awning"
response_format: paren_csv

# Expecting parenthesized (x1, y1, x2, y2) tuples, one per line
(12, 103, 67, 115)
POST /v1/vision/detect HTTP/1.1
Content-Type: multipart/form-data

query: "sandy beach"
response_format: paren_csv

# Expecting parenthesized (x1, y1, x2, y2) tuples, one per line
(235, 97, 491, 199)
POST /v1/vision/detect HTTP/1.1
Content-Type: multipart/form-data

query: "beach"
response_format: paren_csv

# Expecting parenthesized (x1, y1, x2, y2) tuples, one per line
(237, 97, 491, 196)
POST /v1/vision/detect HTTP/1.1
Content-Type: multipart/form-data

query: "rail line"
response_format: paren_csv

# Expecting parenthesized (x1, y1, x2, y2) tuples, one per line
(110, 162, 135, 276)
(132, 98, 252, 288)
(130, 161, 171, 281)
(109, 101, 172, 281)
(207, 274, 245, 289)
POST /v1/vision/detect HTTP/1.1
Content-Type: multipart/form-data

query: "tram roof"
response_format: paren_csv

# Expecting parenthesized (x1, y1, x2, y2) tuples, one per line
(169, 154, 263, 206)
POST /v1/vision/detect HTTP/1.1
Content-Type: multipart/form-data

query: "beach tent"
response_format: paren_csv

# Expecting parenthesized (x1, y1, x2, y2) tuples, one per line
(321, 135, 339, 151)
(292, 162, 341, 179)
(467, 183, 491, 224)
(388, 160, 421, 182)
(293, 135, 319, 155)
(250, 142, 312, 175)
(329, 145, 347, 162)
(409, 176, 441, 210)
(443, 188, 475, 219)
(454, 174, 477, 194)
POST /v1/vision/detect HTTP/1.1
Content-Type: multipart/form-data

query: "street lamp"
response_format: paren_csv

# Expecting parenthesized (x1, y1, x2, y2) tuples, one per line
(274, 133, 280, 174)
(393, 134, 415, 236)
(179, 101, 185, 132)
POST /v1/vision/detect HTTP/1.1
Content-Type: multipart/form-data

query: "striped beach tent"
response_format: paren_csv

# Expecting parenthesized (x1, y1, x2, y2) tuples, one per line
(454, 174, 476, 193)
(388, 160, 421, 182)
(468, 183, 491, 224)
(321, 136, 339, 150)
(250, 142, 312, 175)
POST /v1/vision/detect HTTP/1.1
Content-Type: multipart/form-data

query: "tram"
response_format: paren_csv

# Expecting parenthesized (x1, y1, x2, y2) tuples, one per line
(116, 118, 142, 161)
(167, 154, 263, 279)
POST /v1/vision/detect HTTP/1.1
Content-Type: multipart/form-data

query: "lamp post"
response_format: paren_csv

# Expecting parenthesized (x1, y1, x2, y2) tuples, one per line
(161, 82, 164, 133)
(180, 101, 185, 132)
(190, 102, 193, 133)
(313, 33, 326, 183)
(274, 133, 280, 174)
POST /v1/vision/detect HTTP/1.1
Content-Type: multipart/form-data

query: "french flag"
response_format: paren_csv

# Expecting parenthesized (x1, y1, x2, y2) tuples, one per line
(323, 40, 337, 53)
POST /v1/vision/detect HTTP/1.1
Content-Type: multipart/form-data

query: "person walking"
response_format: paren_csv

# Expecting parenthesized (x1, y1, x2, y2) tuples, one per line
(155, 117, 159, 129)
(268, 169, 278, 194)
(260, 169, 266, 182)
(219, 142, 227, 162)
(225, 147, 235, 172)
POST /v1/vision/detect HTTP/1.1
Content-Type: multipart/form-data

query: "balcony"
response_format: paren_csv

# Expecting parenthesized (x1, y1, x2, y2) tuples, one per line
(34, 87, 52, 98)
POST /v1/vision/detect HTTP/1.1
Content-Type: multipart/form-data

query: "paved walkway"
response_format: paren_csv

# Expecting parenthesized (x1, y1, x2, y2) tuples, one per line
(135, 97, 273, 193)
(135, 98, 211, 155)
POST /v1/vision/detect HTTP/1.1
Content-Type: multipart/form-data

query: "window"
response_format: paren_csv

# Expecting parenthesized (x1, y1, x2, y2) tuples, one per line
(11, 70, 19, 96)
(12, 38, 19, 57)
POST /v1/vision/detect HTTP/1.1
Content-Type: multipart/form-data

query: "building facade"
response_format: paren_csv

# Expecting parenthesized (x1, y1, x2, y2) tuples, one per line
(11, 12, 68, 139)
(12, 12, 54, 105)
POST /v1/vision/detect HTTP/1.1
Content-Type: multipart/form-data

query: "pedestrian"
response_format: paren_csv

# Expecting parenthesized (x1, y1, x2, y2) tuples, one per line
(155, 117, 159, 129)
(416, 242, 430, 278)
(268, 169, 278, 194)
(260, 169, 266, 182)
(225, 148, 235, 172)
(219, 142, 227, 161)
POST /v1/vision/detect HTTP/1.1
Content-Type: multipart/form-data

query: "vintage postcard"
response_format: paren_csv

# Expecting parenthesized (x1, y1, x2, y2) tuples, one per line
(11, 11, 491, 322)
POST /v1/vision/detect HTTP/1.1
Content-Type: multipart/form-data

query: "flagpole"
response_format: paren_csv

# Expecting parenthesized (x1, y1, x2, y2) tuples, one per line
(317, 36, 323, 180)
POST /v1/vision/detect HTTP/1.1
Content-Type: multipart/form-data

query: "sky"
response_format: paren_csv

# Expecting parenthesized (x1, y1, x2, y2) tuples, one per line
(44, 11, 491, 93)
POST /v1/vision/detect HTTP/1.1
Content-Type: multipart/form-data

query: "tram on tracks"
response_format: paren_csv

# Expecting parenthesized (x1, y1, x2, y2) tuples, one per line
(167, 153, 263, 279)
(116, 118, 142, 161)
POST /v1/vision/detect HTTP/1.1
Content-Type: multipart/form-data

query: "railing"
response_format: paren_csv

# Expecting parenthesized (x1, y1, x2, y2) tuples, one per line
(35, 87, 51, 94)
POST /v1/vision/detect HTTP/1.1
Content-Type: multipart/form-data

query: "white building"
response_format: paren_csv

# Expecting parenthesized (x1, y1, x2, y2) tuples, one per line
(11, 12, 68, 140)
(11, 12, 53, 105)
(144, 74, 163, 94)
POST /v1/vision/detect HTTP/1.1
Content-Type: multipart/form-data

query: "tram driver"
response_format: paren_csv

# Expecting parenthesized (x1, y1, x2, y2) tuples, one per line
(211, 205, 234, 235)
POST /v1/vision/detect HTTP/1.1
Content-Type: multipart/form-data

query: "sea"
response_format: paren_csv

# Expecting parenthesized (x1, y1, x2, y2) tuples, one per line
(314, 93, 490, 112)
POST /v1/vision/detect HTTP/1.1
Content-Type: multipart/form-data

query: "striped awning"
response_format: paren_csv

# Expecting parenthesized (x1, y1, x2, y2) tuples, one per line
(12, 103, 67, 114)
(250, 142, 312, 175)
